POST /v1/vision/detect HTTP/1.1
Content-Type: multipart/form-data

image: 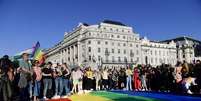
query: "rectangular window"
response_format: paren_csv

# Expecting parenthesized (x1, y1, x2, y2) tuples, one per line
(124, 50, 126, 54)
(98, 48, 101, 53)
(137, 57, 139, 62)
(105, 41, 108, 45)
(112, 49, 114, 53)
(118, 49, 121, 53)
(89, 55, 91, 61)
(150, 50, 152, 55)
(112, 56, 115, 62)
(98, 56, 101, 61)
(118, 57, 121, 62)
(97, 41, 101, 44)
(124, 57, 127, 62)
(88, 47, 91, 52)
(88, 40, 91, 44)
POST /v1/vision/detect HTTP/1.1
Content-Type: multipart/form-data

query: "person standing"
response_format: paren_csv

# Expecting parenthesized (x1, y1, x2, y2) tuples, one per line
(42, 62, 53, 100)
(94, 69, 101, 91)
(126, 66, 133, 91)
(71, 67, 83, 94)
(174, 62, 183, 93)
(133, 67, 141, 91)
(108, 69, 113, 90)
(17, 53, 33, 101)
(194, 60, 201, 94)
(32, 60, 42, 101)
(111, 68, 118, 90)
(52, 63, 63, 99)
(101, 68, 108, 90)
(0, 55, 14, 101)
(141, 67, 148, 91)
(85, 67, 93, 92)
(118, 68, 126, 89)
(61, 63, 71, 98)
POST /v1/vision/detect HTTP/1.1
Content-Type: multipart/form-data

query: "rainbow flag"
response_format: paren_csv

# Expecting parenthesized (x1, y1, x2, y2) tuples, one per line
(50, 91, 201, 101)
(33, 42, 45, 64)
(13, 42, 45, 63)
(69, 91, 160, 101)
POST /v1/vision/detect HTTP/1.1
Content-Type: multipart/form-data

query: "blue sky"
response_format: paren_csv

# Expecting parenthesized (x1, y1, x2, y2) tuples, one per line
(0, 0, 201, 56)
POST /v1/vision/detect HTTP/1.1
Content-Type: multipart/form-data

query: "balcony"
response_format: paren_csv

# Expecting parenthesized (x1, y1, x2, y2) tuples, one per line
(101, 60, 136, 64)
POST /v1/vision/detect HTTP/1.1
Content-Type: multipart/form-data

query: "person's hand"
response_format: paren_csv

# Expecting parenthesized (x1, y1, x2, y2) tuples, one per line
(17, 67, 22, 73)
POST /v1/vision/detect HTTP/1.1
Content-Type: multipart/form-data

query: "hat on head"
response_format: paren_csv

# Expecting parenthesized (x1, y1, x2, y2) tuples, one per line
(21, 52, 29, 56)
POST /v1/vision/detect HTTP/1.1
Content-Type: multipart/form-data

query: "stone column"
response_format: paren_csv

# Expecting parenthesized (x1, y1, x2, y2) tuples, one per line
(74, 44, 77, 65)
(71, 46, 74, 65)
(65, 48, 68, 63)
(67, 47, 70, 65)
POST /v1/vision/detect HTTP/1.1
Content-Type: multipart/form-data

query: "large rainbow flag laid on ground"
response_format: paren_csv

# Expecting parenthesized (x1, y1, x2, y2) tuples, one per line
(48, 91, 201, 101)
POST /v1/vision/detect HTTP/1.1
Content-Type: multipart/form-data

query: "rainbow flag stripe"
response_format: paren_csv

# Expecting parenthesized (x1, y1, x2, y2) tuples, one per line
(69, 91, 161, 101)
(68, 91, 201, 101)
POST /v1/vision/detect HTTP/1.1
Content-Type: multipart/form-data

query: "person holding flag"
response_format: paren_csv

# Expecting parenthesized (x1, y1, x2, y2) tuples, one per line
(17, 52, 33, 101)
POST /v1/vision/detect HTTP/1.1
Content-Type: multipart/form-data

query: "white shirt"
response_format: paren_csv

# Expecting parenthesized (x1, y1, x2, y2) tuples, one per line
(72, 69, 83, 80)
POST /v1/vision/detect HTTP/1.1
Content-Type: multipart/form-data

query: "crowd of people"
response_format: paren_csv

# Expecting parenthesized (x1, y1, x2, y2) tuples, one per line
(0, 53, 201, 101)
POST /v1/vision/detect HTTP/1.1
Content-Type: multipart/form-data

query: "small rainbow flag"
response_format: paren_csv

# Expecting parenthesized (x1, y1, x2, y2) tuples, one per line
(33, 42, 45, 64)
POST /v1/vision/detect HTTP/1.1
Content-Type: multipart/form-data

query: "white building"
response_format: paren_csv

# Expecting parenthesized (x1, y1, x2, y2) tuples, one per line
(45, 20, 177, 68)
(141, 37, 177, 66)
(162, 36, 201, 63)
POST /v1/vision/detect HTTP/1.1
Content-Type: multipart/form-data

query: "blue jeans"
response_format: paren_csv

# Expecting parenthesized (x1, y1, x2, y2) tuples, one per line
(43, 78, 52, 97)
(33, 81, 41, 96)
(61, 79, 70, 95)
(29, 81, 33, 97)
(126, 76, 132, 91)
(55, 77, 63, 96)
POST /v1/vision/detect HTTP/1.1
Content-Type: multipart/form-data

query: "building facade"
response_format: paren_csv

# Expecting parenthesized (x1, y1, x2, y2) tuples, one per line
(162, 36, 201, 63)
(45, 20, 178, 68)
(141, 37, 177, 66)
